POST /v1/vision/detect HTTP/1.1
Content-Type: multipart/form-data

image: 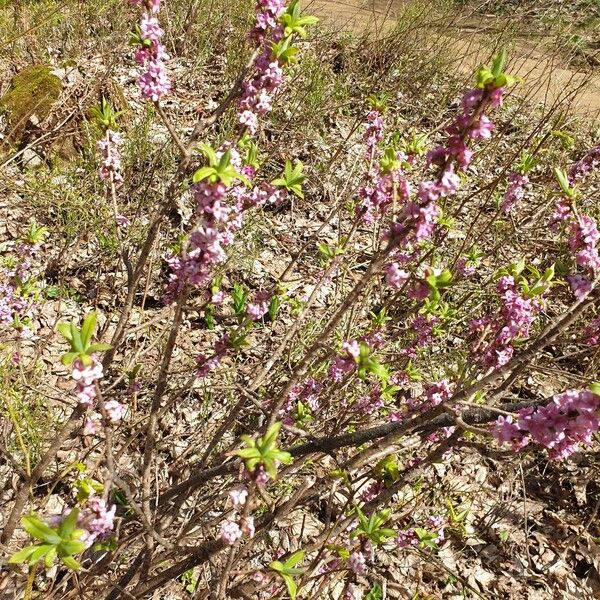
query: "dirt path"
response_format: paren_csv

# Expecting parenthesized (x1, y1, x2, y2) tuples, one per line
(308, 0, 600, 119)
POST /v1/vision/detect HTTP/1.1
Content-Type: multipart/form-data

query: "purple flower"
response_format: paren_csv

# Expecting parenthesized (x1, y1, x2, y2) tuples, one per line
(72, 356, 103, 407)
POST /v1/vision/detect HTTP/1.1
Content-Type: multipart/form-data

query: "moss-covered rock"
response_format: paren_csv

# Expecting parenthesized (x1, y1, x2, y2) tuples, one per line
(0, 64, 62, 144)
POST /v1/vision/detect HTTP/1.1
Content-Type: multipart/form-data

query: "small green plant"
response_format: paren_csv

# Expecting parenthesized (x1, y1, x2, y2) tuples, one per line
(269, 550, 306, 600)
(57, 312, 111, 366)
(272, 160, 306, 199)
(193, 144, 249, 187)
(351, 507, 395, 545)
(9, 509, 86, 570)
(235, 422, 293, 479)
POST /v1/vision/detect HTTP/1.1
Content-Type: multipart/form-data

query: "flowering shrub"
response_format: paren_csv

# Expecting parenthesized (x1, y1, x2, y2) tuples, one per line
(2, 1, 600, 598)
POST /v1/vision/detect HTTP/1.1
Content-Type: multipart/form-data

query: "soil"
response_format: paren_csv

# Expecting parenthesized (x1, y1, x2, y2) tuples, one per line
(310, 0, 600, 118)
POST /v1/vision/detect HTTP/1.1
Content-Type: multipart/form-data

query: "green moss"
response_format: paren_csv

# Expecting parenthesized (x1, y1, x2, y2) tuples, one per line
(0, 64, 62, 141)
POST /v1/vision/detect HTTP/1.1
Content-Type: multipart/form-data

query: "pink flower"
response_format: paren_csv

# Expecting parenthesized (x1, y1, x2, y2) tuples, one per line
(348, 551, 366, 575)
(104, 400, 125, 422)
(247, 291, 271, 321)
(567, 274, 592, 300)
(385, 263, 410, 289)
(229, 486, 248, 507)
(220, 520, 242, 545)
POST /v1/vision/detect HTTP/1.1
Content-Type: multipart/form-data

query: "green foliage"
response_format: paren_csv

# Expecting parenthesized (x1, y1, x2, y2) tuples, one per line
(272, 160, 306, 199)
(369, 307, 391, 328)
(57, 312, 111, 366)
(280, 0, 319, 38)
(495, 260, 556, 298)
(269, 550, 306, 600)
(356, 343, 389, 383)
(367, 92, 388, 112)
(424, 268, 453, 304)
(554, 167, 575, 198)
(414, 527, 440, 550)
(374, 455, 400, 484)
(235, 422, 293, 479)
(25, 220, 49, 245)
(232, 282, 249, 317)
(351, 507, 395, 545)
(9, 510, 86, 570)
(192, 144, 249, 187)
(89, 96, 122, 131)
(366, 584, 384, 600)
(476, 48, 518, 89)
(516, 151, 537, 174)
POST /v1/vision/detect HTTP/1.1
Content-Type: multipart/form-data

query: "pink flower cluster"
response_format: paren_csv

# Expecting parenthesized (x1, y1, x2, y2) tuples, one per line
(247, 290, 271, 320)
(0, 241, 43, 336)
(355, 383, 385, 414)
(281, 377, 322, 423)
(251, 0, 285, 43)
(219, 485, 255, 545)
(391, 85, 502, 249)
(49, 497, 116, 549)
(97, 129, 123, 183)
(363, 109, 384, 154)
(356, 110, 411, 224)
(471, 275, 540, 369)
(385, 262, 410, 289)
(165, 157, 245, 303)
(491, 389, 600, 459)
(568, 143, 600, 183)
(501, 171, 529, 214)
(238, 2, 285, 135)
(132, 2, 171, 101)
(569, 214, 600, 271)
(72, 356, 104, 406)
(195, 335, 229, 379)
(329, 340, 360, 382)
(79, 498, 117, 548)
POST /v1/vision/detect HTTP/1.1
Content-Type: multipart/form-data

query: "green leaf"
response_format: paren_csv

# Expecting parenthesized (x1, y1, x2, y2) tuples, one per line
(87, 343, 112, 353)
(491, 48, 506, 78)
(262, 422, 282, 449)
(57, 322, 73, 341)
(553, 167, 573, 198)
(70, 323, 84, 353)
(57, 508, 79, 539)
(22, 516, 61, 545)
(281, 573, 298, 599)
(80, 312, 97, 348)
(8, 545, 38, 564)
(61, 352, 80, 366)
(192, 166, 217, 184)
(59, 540, 86, 555)
(29, 544, 53, 563)
(590, 383, 600, 397)
(44, 546, 57, 568)
(197, 143, 218, 166)
(284, 550, 305, 568)
(60, 554, 81, 570)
